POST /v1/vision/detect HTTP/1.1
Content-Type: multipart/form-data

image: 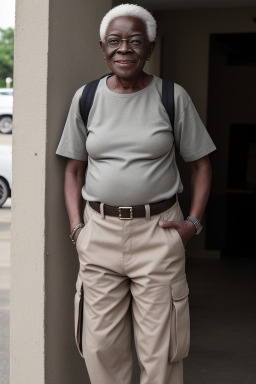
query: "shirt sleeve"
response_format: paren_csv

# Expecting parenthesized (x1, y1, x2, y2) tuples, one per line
(56, 86, 88, 161)
(174, 84, 216, 162)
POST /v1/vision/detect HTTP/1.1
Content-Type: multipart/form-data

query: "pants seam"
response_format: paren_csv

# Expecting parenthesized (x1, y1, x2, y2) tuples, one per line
(121, 310, 128, 384)
(132, 309, 143, 371)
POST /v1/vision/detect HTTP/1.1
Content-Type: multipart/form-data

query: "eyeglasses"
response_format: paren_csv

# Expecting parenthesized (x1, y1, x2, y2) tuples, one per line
(104, 37, 147, 50)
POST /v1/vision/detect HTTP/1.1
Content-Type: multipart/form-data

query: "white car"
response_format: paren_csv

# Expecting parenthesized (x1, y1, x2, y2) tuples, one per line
(0, 88, 13, 134)
(0, 145, 12, 207)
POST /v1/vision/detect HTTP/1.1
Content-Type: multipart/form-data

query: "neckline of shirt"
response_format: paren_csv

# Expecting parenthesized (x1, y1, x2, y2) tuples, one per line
(102, 75, 157, 98)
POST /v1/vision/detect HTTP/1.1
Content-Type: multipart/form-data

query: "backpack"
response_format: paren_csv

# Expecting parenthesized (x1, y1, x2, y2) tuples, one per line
(79, 74, 175, 143)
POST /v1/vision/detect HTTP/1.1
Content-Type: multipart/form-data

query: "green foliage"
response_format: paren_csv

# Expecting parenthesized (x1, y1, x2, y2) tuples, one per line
(0, 28, 14, 88)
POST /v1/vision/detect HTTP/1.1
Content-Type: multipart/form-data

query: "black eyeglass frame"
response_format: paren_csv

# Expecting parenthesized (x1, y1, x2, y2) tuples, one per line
(101, 36, 149, 50)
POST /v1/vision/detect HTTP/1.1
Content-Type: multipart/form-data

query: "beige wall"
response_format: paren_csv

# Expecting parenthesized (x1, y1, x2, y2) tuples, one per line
(11, 0, 49, 382)
(11, 0, 112, 383)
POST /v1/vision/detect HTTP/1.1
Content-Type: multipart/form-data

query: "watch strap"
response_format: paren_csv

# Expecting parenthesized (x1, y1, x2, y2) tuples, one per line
(186, 216, 202, 235)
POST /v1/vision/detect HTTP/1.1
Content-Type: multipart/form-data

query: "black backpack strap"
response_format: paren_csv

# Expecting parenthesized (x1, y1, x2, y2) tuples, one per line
(79, 79, 101, 133)
(162, 80, 175, 144)
(79, 73, 114, 133)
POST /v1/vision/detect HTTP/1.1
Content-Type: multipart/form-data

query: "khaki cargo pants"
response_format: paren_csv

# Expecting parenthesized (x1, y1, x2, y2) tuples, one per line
(75, 200, 190, 384)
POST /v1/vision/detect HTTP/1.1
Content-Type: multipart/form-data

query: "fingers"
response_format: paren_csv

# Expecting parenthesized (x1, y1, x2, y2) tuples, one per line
(158, 220, 180, 229)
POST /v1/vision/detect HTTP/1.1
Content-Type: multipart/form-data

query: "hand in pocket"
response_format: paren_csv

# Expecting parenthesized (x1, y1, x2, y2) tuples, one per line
(158, 219, 196, 247)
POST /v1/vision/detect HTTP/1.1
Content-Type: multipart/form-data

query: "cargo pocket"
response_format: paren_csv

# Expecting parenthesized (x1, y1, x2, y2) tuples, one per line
(74, 273, 84, 358)
(169, 275, 190, 363)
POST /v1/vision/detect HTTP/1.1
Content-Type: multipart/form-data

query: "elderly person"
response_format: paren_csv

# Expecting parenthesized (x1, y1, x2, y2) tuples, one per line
(56, 3, 216, 384)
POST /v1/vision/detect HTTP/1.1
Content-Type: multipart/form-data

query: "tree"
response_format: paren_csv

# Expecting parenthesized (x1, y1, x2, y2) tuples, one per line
(0, 28, 14, 88)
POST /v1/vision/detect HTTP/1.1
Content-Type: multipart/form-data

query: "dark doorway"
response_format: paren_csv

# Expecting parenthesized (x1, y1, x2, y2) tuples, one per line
(206, 33, 256, 256)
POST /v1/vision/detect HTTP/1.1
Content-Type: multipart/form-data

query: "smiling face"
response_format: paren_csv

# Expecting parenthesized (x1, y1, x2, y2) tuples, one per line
(100, 16, 154, 80)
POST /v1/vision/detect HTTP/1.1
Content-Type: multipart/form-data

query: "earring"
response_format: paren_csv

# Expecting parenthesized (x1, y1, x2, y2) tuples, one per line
(103, 56, 106, 60)
(147, 57, 150, 61)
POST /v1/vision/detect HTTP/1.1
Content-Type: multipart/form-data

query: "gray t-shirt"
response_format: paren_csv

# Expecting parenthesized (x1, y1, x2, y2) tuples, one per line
(56, 76, 216, 205)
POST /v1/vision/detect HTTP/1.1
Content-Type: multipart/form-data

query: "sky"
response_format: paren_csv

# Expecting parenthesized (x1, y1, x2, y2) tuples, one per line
(0, 0, 15, 29)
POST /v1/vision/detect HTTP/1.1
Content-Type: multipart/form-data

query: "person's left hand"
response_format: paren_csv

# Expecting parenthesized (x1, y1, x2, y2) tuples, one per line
(158, 219, 196, 247)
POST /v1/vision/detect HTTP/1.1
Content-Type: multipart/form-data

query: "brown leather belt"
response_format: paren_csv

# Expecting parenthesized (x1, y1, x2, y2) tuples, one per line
(89, 196, 176, 220)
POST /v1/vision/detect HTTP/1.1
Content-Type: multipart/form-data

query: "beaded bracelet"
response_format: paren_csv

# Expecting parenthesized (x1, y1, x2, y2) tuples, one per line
(70, 223, 85, 244)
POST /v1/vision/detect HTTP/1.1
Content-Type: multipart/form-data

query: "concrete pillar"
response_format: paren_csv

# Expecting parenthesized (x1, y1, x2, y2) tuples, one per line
(11, 0, 112, 383)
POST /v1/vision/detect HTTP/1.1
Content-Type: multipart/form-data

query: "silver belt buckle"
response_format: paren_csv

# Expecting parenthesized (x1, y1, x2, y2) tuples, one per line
(118, 207, 133, 220)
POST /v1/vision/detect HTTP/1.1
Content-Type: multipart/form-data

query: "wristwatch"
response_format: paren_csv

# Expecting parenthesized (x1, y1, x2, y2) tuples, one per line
(186, 216, 202, 235)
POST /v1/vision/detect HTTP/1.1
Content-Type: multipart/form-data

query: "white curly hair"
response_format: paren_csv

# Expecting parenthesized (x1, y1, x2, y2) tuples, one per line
(100, 3, 157, 43)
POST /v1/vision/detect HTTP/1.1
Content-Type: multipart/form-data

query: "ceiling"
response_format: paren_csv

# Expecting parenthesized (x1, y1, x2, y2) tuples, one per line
(113, 0, 256, 10)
